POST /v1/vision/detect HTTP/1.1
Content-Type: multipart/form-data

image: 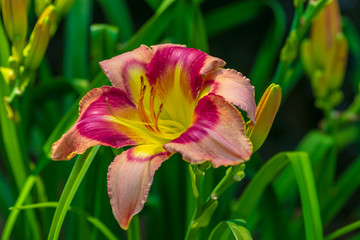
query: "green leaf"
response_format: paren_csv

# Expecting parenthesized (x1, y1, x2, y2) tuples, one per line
(324, 220, 360, 240)
(343, 18, 360, 92)
(322, 156, 360, 224)
(250, 0, 286, 99)
(172, 1, 208, 52)
(47, 146, 100, 240)
(144, 0, 163, 10)
(96, 0, 133, 41)
(10, 202, 118, 240)
(208, 219, 253, 240)
(273, 130, 335, 204)
(122, 0, 176, 52)
(204, 0, 264, 37)
(90, 24, 119, 78)
(64, 0, 92, 79)
(231, 152, 290, 218)
(0, 16, 10, 66)
(232, 152, 323, 240)
(289, 153, 323, 240)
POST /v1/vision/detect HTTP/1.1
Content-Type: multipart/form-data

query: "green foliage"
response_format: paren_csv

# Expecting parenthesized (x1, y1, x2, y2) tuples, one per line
(1, 0, 360, 239)
(208, 219, 253, 240)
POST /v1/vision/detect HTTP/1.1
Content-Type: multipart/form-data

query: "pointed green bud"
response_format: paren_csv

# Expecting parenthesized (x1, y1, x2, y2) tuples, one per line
(23, 5, 56, 71)
(2, 0, 28, 61)
(247, 84, 282, 152)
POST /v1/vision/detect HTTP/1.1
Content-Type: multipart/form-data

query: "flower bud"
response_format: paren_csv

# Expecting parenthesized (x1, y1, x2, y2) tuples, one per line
(23, 5, 56, 71)
(300, 0, 348, 106)
(2, 0, 28, 60)
(247, 84, 282, 152)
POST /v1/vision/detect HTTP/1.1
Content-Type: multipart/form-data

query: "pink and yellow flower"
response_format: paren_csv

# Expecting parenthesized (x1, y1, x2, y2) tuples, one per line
(51, 44, 256, 229)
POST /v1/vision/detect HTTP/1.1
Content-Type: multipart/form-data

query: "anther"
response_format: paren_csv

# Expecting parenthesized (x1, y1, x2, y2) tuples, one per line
(154, 102, 164, 131)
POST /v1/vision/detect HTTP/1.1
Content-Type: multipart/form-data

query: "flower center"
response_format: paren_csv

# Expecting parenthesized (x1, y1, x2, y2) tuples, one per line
(137, 76, 185, 140)
(105, 76, 186, 142)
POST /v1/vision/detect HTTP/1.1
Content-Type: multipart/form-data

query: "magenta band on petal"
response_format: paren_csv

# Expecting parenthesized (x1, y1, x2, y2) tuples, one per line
(51, 86, 144, 160)
(204, 69, 256, 123)
(147, 46, 207, 100)
(107, 147, 170, 229)
(164, 94, 252, 167)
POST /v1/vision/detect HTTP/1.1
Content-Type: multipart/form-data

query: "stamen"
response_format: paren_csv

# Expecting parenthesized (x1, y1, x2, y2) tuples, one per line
(138, 77, 154, 132)
(154, 102, 163, 131)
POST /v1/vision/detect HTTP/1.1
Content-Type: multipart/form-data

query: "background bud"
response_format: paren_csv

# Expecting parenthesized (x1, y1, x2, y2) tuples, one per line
(23, 5, 56, 71)
(2, 0, 28, 61)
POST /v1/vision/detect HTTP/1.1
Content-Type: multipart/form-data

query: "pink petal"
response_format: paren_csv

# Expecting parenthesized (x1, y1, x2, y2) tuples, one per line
(147, 45, 225, 100)
(164, 94, 252, 168)
(145, 45, 225, 126)
(107, 146, 170, 229)
(204, 69, 256, 123)
(99, 45, 153, 103)
(51, 86, 150, 160)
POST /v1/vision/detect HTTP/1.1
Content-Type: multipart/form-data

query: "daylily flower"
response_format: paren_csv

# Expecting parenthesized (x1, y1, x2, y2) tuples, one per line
(51, 44, 256, 229)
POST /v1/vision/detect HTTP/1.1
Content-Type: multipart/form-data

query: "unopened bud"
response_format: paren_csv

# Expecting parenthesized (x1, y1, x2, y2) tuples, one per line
(247, 84, 282, 152)
(300, 0, 348, 106)
(2, 0, 28, 61)
(23, 5, 56, 71)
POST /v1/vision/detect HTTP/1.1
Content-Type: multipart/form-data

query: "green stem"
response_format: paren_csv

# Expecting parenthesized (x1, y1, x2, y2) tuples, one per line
(47, 146, 100, 240)
(272, 0, 328, 85)
(127, 214, 141, 240)
(185, 164, 246, 240)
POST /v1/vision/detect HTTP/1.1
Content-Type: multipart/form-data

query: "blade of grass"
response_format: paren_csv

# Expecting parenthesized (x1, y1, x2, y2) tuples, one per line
(322, 156, 360, 225)
(289, 152, 323, 240)
(47, 146, 100, 240)
(324, 220, 360, 240)
(250, 0, 286, 99)
(90, 24, 119, 78)
(342, 17, 360, 92)
(0, 169, 14, 213)
(1, 155, 52, 240)
(231, 152, 323, 240)
(231, 152, 291, 218)
(11, 202, 118, 240)
(204, 0, 265, 37)
(273, 131, 334, 203)
(64, 0, 92, 80)
(96, 0, 133, 41)
(0, 16, 10, 66)
(0, 72, 41, 240)
(189, 5, 208, 52)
